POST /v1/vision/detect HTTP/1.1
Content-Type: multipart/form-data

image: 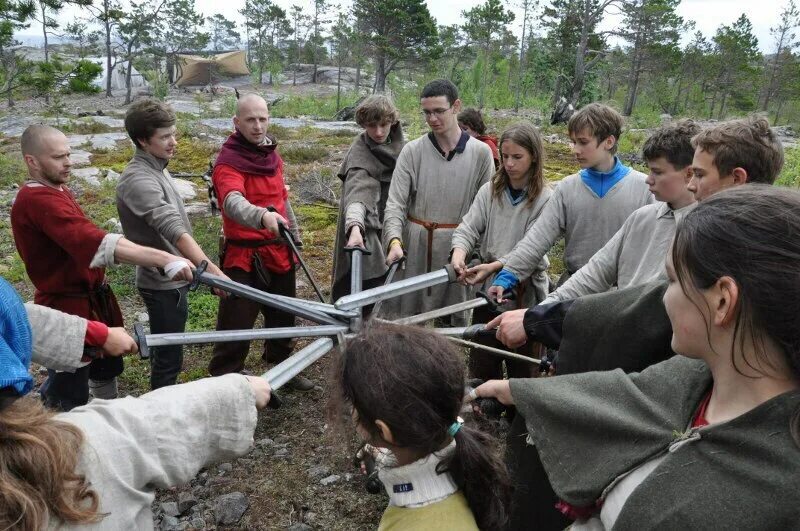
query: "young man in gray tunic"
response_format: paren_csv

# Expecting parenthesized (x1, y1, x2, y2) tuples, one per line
(382, 79, 494, 324)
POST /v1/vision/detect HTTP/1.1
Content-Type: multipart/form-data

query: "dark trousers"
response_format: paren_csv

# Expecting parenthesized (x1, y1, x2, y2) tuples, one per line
(209, 267, 296, 376)
(41, 366, 90, 411)
(139, 286, 189, 390)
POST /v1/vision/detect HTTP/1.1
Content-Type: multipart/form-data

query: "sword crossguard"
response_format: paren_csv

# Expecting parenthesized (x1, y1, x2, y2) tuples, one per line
(343, 245, 372, 256)
(133, 322, 149, 359)
(188, 260, 209, 292)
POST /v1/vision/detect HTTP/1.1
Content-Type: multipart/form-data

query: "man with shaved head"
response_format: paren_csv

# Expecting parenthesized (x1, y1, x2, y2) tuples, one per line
(11, 124, 193, 410)
(208, 92, 312, 389)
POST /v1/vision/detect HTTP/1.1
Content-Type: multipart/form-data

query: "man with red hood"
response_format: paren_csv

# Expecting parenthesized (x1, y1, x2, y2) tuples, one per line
(209, 93, 313, 390)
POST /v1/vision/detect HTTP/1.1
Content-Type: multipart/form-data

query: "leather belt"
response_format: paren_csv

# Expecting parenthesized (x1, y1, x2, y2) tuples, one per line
(408, 215, 459, 295)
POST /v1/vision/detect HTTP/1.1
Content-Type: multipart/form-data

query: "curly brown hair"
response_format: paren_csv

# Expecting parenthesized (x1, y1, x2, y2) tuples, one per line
(0, 396, 102, 529)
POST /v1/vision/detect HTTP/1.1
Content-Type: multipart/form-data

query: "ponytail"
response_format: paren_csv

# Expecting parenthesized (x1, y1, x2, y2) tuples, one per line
(439, 424, 512, 530)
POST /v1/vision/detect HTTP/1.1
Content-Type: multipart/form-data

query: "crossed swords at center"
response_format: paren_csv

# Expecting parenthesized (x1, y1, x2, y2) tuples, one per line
(132, 241, 538, 403)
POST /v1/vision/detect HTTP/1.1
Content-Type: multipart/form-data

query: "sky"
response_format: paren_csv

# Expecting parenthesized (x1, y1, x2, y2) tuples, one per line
(17, 0, 790, 53)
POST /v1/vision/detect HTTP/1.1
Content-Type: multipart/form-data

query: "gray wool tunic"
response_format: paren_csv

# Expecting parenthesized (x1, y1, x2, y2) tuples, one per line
(510, 355, 800, 529)
(381, 133, 494, 322)
(500, 171, 652, 281)
(116, 149, 192, 291)
(451, 181, 553, 308)
(543, 201, 696, 304)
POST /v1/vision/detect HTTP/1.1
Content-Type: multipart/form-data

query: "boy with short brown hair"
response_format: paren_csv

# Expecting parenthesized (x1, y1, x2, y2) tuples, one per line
(331, 94, 405, 302)
(466, 102, 652, 298)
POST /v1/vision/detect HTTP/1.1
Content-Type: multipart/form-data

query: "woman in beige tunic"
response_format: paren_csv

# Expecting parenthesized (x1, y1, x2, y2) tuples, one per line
(451, 123, 552, 380)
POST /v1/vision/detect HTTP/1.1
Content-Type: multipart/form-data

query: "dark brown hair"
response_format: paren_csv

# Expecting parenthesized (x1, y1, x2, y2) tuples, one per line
(458, 108, 487, 135)
(330, 323, 511, 529)
(124, 98, 177, 148)
(642, 119, 701, 169)
(355, 94, 400, 127)
(0, 396, 102, 529)
(691, 116, 784, 184)
(567, 102, 624, 154)
(492, 122, 547, 207)
(671, 185, 800, 445)
(421, 78, 459, 105)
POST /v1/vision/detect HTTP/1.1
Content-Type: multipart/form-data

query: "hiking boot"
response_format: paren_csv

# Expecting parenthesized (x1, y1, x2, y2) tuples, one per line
(286, 375, 316, 391)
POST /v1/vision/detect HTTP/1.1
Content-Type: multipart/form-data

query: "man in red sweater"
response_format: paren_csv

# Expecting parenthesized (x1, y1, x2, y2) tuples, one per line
(11, 125, 191, 410)
(209, 94, 313, 390)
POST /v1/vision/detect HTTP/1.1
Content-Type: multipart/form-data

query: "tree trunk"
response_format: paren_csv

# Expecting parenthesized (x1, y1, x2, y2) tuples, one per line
(514, 1, 529, 113)
(104, 6, 113, 97)
(125, 47, 135, 105)
(355, 63, 361, 91)
(374, 54, 387, 93)
(569, 6, 591, 106)
(336, 57, 342, 110)
(552, 76, 562, 106)
(41, 3, 50, 104)
(623, 54, 642, 116)
(774, 99, 785, 124)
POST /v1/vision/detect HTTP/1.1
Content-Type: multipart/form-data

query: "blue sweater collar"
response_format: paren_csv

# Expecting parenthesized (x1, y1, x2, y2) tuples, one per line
(579, 157, 631, 198)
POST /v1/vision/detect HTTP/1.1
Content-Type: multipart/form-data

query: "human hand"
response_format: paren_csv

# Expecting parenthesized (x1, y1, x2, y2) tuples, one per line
(245, 376, 271, 409)
(163, 256, 193, 282)
(261, 210, 288, 235)
(205, 263, 231, 298)
(487, 309, 528, 349)
(463, 262, 498, 286)
(102, 327, 139, 357)
(346, 227, 365, 249)
(385, 243, 404, 266)
(486, 285, 508, 304)
(468, 379, 515, 407)
(450, 248, 468, 282)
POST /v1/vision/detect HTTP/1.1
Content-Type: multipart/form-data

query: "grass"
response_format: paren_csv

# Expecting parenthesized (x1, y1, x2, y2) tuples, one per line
(280, 144, 329, 164)
(60, 120, 115, 135)
(0, 151, 25, 188)
(294, 203, 338, 231)
(777, 147, 799, 188)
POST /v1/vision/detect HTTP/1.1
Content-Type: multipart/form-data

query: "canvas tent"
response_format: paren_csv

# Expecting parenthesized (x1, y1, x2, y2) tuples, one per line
(86, 57, 148, 91)
(174, 51, 249, 87)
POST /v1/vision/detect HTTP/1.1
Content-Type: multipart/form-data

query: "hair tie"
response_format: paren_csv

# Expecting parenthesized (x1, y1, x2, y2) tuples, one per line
(448, 416, 464, 437)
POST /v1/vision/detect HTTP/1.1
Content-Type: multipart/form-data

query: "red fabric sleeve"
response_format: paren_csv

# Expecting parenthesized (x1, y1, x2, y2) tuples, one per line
(213, 164, 248, 206)
(85, 320, 110, 347)
(32, 191, 107, 270)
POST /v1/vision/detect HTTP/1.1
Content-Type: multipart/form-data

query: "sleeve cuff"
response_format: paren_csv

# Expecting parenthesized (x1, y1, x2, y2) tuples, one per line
(85, 320, 109, 347)
(492, 269, 519, 290)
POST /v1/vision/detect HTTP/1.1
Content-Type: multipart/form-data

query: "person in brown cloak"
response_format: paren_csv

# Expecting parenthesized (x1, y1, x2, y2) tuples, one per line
(331, 95, 405, 310)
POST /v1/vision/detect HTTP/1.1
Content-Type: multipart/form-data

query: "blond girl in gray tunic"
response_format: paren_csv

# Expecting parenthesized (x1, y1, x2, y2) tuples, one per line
(451, 123, 553, 379)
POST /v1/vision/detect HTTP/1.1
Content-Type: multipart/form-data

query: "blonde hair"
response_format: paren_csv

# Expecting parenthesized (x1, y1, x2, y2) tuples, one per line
(0, 396, 102, 530)
(354, 94, 400, 127)
(492, 122, 547, 207)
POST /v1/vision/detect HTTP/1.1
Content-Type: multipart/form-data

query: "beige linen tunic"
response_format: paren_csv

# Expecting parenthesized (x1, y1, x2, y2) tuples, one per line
(381, 133, 494, 323)
(543, 201, 696, 304)
(500, 171, 653, 282)
(49, 374, 257, 530)
(451, 182, 554, 308)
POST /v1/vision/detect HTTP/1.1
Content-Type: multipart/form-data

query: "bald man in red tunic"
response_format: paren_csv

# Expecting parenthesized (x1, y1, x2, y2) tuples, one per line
(11, 124, 192, 411)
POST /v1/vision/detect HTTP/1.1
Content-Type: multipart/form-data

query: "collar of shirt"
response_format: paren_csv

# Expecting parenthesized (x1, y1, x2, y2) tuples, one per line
(378, 440, 459, 508)
(134, 148, 169, 172)
(427, 131, 470, 161)
(579, 156, 631, 198)
(506, 184, 528, 206)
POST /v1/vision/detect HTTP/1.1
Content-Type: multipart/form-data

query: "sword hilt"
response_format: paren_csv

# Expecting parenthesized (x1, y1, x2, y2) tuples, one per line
(188, 260, 209, 292)
(133, 322, 149, 359)
(343, 245, 372, 256)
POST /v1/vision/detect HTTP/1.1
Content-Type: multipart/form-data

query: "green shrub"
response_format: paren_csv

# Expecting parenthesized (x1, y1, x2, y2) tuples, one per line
(280, 144, 329, 164)
(777, 146, 800, 188)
